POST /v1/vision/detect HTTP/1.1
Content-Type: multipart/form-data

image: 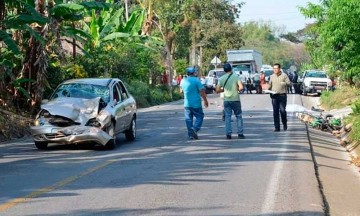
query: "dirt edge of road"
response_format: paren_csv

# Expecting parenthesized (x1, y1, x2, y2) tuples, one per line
(0, 108, 32, 143)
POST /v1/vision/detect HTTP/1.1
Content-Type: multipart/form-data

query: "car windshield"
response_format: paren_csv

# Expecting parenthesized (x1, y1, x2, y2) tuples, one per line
(264, 69, 273, 76)
(234, 64, 251, 72)
(51, 83, 110, 102)
(306, 71, 327, 78)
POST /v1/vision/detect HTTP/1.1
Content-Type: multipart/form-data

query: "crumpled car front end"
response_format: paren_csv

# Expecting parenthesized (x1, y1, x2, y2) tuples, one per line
(30, 97, 113, 146)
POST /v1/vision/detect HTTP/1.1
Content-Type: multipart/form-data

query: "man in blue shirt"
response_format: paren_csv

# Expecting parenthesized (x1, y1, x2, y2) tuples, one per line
(180, 67, 209, 139)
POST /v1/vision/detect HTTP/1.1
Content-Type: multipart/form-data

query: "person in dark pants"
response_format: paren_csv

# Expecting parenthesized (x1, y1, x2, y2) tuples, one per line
(287, 72, 293, 94)
(292, 71, 300, 94)
(246, 76, 253, 94)
(268, 63, 292, 132)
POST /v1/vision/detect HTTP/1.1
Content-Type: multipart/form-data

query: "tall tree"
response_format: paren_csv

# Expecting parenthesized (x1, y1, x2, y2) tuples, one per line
(300, 0, 360, 85)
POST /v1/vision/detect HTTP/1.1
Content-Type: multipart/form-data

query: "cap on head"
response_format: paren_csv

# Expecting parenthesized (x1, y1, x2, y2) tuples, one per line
(186, 67, 196, 74)
(223, 63, 232, 72)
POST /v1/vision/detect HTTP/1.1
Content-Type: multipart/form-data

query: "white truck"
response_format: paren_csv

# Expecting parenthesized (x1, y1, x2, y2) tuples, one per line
(300, 70, 333, 96)
(226, 49, 262, 78)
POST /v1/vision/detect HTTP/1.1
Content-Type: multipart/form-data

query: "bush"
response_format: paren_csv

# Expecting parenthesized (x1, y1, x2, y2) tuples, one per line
(351, 98, 360, 114)
(172, 86, 183, 101)
(127, 81, 183, 108)
(351, 116, 360, 142)
(126, 80, 151, 108)
(320, 85, 359, 110)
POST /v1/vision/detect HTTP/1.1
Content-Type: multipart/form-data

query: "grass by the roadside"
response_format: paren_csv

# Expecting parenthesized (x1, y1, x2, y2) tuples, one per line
(320, 84, 360, 145)
(320, 85, 360, 110)
(345, 98, 360, 142)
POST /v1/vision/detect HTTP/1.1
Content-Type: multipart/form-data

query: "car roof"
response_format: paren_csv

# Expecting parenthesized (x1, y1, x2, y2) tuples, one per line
(62, 78, 117, 86)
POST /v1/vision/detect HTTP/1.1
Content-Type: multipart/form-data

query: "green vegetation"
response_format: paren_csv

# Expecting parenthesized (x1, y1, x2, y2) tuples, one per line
(301, 0, 360, 144)
(300, 0, 360, 86)
(320, 85, 360, 142)
(320, 85, 360, 110)
(0, 0, 358, 142)
(0, 0, 245, 114)
(349, 98, 360, 141)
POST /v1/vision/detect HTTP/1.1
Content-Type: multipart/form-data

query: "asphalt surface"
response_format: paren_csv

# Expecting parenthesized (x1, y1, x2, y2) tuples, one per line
(0, 93, 330, 215)
(301, 96, 360, 216)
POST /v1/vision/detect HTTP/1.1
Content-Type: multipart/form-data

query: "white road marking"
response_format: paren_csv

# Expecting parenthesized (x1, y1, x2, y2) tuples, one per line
(260, 94, 294, 214)
(260, 146, 288, 214)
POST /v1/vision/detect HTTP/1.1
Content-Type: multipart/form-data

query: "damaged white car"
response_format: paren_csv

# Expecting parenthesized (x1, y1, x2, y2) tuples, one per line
(30, 78, 137, 150)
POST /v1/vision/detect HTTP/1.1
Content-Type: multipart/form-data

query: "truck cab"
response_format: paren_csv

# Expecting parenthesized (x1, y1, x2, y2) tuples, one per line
(300, 70, 333, 96)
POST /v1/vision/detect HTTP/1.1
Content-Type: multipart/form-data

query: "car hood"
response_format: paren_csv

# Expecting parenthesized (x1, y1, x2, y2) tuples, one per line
(42, 97, 102, 122)
(304, 77, 331, 82)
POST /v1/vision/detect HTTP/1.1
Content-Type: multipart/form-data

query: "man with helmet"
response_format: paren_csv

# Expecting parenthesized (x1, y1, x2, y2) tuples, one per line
(216, 63, 245, 139)
(180, 66, 209, 139)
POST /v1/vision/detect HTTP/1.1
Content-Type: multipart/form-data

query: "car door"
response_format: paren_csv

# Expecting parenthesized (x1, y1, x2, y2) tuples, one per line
(111, 82, 126, 133)
(117, 81, 134, 129)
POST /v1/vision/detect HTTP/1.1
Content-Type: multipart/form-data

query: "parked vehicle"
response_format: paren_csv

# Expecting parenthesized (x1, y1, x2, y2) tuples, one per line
(30, 78, 137, 150)
(204, 68, 226, 94)
(226, 49, 262, 78)
(300, 70, 333, 96)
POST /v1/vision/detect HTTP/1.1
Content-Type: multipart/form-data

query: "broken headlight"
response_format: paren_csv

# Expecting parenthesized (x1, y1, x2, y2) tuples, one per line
(34, 109, 51, 126)
(86, 118, 101, 127)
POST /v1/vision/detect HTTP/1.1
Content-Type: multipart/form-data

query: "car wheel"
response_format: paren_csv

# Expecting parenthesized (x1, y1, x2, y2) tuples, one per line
(125, 118, 136, 141)
(105, 122, 116, 150)
(34, 141, 48, 150)
(302, 86, 307, 96)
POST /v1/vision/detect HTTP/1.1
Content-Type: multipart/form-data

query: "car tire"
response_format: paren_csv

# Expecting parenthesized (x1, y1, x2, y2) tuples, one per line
(125, 118, 136, 141)
(105, 122, 116, 150)
(35, 141, 48, 150)
(302, 86, 307, 96)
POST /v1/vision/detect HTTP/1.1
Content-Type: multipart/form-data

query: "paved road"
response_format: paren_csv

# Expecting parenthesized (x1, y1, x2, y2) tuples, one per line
(0, 93, 325, 216)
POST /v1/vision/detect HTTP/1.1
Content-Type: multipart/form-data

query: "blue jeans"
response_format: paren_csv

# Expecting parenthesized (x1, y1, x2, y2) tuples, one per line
(224, 101, 244, 135)
(184, 107, 204, 137)
(271, 94, 287, 129)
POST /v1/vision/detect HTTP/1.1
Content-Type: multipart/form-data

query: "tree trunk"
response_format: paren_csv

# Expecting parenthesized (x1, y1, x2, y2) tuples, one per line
(164, 31, 176, 100)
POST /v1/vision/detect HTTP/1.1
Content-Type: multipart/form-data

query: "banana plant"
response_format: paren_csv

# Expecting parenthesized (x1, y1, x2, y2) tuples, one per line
(79, 2, 146, 51)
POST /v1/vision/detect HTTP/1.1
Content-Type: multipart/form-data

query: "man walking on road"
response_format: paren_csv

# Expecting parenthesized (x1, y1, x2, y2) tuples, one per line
(268, 63, 292, 132)
(180, 67, 209, 139)
(216, 63, 245, 139)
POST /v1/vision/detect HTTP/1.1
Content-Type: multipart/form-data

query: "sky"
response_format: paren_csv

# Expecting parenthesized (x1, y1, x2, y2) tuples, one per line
(236, 0, 318, 33)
